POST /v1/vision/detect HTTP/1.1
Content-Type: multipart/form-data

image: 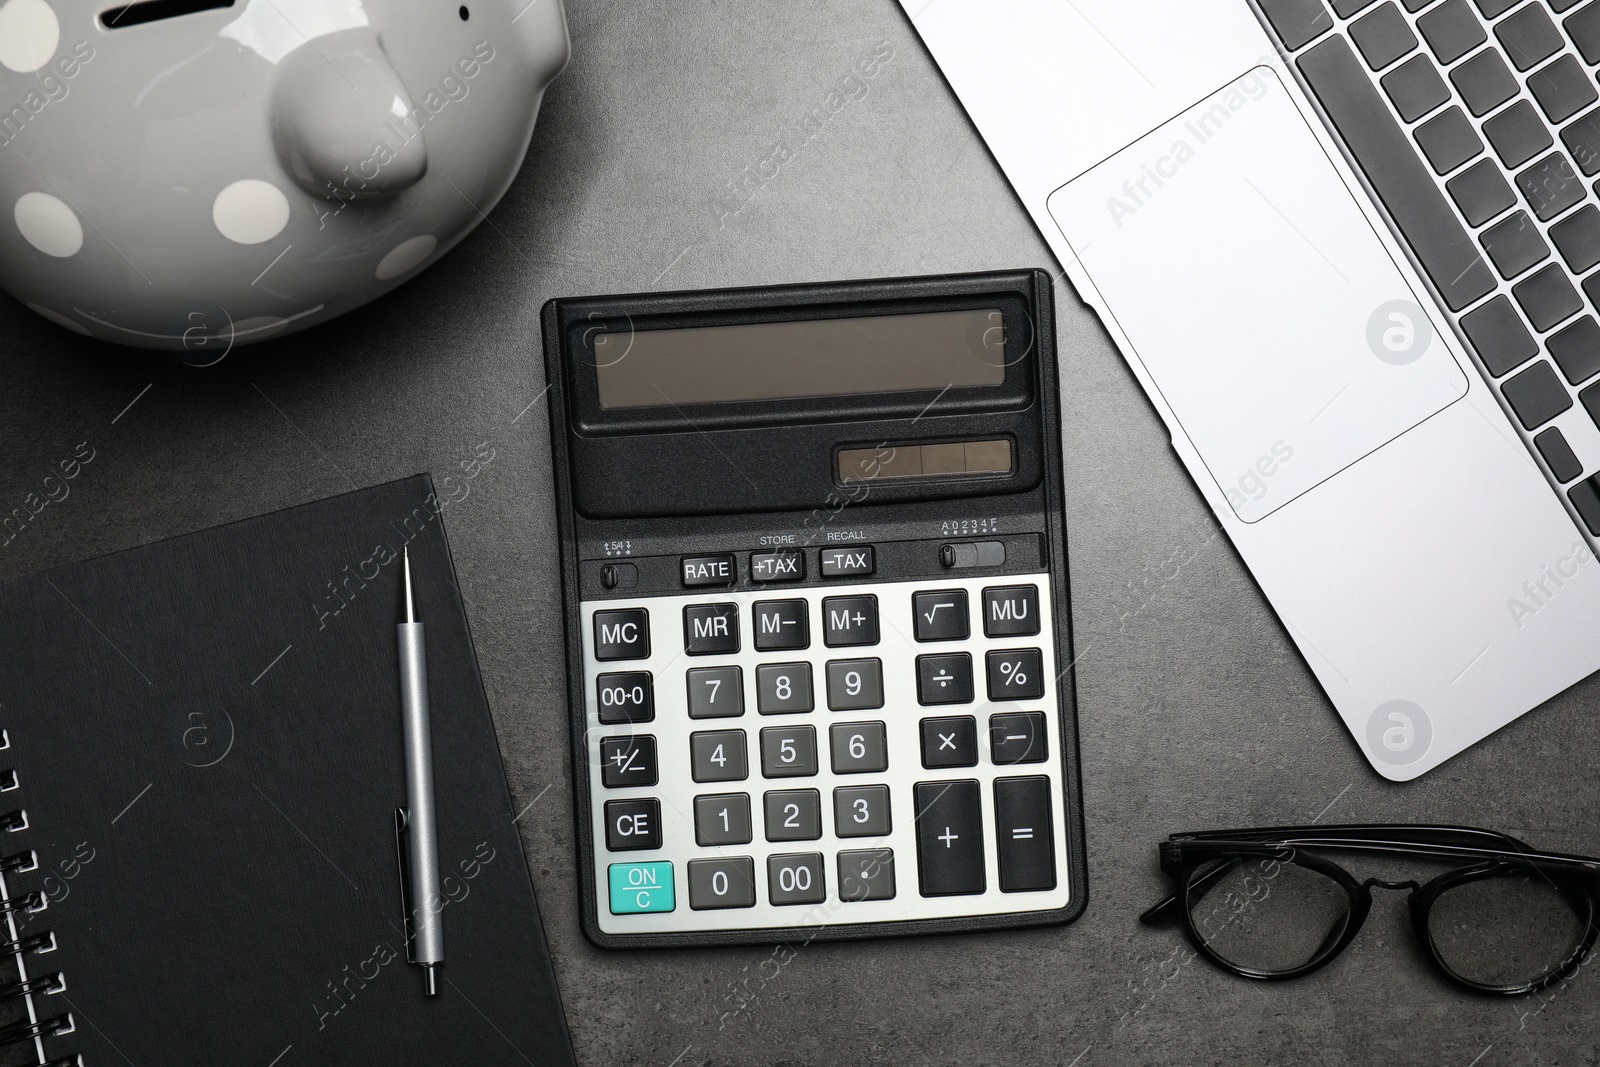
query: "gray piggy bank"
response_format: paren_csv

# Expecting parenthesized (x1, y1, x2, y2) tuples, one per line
(0, 0, 568, 352)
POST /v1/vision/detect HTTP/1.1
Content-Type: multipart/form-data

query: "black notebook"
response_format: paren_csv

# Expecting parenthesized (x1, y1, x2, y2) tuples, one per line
(0, 476, 574, 1066)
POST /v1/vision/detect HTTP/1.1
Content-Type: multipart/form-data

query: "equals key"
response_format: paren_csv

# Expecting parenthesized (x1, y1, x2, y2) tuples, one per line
(994, 776, 1056, 893)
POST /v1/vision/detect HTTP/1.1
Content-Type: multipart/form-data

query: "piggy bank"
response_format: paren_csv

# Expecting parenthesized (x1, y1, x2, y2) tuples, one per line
(0, 0, 567, 353)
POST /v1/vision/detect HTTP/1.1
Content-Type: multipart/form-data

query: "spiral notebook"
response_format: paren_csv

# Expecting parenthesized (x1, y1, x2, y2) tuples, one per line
(0, 476, 574, 1066)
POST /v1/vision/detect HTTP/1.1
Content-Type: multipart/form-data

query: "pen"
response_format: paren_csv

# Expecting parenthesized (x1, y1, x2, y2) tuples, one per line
(397, 547, 444, 995)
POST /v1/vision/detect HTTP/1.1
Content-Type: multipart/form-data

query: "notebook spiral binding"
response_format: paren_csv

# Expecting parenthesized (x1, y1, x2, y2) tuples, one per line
(0, 731, 79, 1067)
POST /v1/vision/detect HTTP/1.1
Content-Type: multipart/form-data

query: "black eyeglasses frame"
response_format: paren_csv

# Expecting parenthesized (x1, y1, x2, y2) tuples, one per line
(1140, 824, 1600, 996)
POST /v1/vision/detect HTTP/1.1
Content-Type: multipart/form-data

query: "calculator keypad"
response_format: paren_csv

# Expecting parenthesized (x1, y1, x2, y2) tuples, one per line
(583, 573, 1071, 934)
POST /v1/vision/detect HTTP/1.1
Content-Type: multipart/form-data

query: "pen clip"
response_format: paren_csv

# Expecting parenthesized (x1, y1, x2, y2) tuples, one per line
(394, 807, 414, 964)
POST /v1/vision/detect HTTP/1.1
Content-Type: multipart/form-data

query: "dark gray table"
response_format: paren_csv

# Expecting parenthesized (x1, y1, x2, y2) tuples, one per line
(3, 2, 1597, 1063)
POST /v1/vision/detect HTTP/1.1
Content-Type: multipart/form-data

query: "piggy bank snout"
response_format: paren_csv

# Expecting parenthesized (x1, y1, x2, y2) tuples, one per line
(270, 30, 427, 201)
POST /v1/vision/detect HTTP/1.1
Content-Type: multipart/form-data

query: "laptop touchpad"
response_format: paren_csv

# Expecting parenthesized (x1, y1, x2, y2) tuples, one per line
(1048, 67, 1467, 523)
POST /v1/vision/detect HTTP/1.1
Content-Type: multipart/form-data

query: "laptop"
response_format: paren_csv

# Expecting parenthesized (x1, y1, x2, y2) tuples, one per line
(898, 0, 1600, 780)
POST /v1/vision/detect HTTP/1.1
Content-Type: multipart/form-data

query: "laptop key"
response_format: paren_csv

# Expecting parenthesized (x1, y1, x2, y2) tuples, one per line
(1552, 0, 1585, 12)
(1512, 264, 1583, 330)
(1561, 109, 1600, 175)
(1333, 0, 1379, 14)
(1418, 0, 1489, 64)
(1460, 295, 1539, 375)
(1547, 316, 1600, 384)
(1448, 159, 1517, 225)
(1451, 50, 1518, 117)
(1569, 4, 1600, 65)
(1528, 55, 1598, 124)
(1496, 3, 1563, 71)
(1472, 0, 1519, 15)
(1550, 204, 1600, 272)
(1480, 210, 1551, 278)
(1299, 37, 1497, 309)
(1384, 55, 1451, 121)
(1485, 101, 1555, 168)
(1534, 427, 1585, 483)
(1352, 3, 1420, 70)
(1571, 477, 1600, 535)
(1256, 0, 1335, 50)
(1416, 106, 1484, 173)
(1502, 361, 1575, 428)
(1515, 152, 1586, 220)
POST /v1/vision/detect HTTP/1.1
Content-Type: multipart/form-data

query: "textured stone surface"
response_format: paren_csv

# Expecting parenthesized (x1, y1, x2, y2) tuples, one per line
(1, 2, 1597, 1064)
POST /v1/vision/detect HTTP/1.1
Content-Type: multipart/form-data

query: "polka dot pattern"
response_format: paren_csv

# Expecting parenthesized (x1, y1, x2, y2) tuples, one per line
(0, 0, 58, 74)
(375, 235, 437, 281)
(212, 180, 290, 245)
(15, 191, 82, 257)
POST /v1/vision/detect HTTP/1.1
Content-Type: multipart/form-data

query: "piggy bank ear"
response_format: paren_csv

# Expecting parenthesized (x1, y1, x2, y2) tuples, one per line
(270, 29, 427, 201)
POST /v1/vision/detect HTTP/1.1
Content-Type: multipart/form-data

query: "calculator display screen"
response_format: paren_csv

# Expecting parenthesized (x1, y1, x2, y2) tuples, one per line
(593, 308, 1007, 409)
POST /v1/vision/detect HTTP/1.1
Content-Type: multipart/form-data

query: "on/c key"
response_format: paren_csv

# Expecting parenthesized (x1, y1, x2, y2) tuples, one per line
(913, 780, 985, 896)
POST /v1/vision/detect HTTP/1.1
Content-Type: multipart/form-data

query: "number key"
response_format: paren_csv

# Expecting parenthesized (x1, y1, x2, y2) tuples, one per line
(688, 856, 757, 910)
(686, 666, 743, 719)
(690, 730, 748, 782)
(763, 788, 822, 841)
(833, 784, 891, 837)
(756, 662, 814, 714)
(767, 851, 826, 905)
(825, 658, 883, 710)
(829, 722, 888, 774)
(694, 792, 752, 845)
(760, 725, 818, 778)
(594, 671, 654, 724)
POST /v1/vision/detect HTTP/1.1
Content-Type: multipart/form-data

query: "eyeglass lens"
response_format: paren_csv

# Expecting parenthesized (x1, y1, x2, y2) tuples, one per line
(1186, 857, 1352, 974)
(1426, 873, 1590, 990)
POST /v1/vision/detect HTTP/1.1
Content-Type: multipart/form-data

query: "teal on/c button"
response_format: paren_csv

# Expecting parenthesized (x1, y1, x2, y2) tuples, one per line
(608, 861, 675, 914)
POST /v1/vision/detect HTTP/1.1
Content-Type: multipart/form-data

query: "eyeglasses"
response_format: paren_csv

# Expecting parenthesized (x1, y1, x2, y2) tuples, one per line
(1141, 824, 1600, 995)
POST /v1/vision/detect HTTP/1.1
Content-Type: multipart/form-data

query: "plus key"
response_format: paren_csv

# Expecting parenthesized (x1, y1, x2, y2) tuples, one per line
(913, 780, 986, 896)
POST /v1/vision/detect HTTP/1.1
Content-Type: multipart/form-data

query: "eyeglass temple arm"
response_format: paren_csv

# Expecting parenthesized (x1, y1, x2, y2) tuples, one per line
(1167, 824, 1536, 852)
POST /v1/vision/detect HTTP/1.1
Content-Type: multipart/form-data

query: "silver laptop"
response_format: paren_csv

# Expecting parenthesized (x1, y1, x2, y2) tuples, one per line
(899, 0, 1600, 780)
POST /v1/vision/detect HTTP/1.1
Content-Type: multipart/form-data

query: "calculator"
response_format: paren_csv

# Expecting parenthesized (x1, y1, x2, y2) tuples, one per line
(542, 270, 1087, 947)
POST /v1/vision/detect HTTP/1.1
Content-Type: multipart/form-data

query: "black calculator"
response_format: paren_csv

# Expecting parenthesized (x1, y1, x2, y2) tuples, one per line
(543, 270, 1087, 947)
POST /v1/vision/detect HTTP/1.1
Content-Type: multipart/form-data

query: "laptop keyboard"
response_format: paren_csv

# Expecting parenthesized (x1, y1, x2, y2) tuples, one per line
(1257, 0, 1600, 534)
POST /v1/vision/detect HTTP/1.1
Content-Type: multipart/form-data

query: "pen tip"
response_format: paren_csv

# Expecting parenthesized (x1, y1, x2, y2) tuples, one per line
(423, 964, 439, 997)
(401, 547, 416, 624)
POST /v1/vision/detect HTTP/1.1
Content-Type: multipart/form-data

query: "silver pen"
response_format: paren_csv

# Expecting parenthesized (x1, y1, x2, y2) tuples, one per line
(397, 547, 444, 995)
